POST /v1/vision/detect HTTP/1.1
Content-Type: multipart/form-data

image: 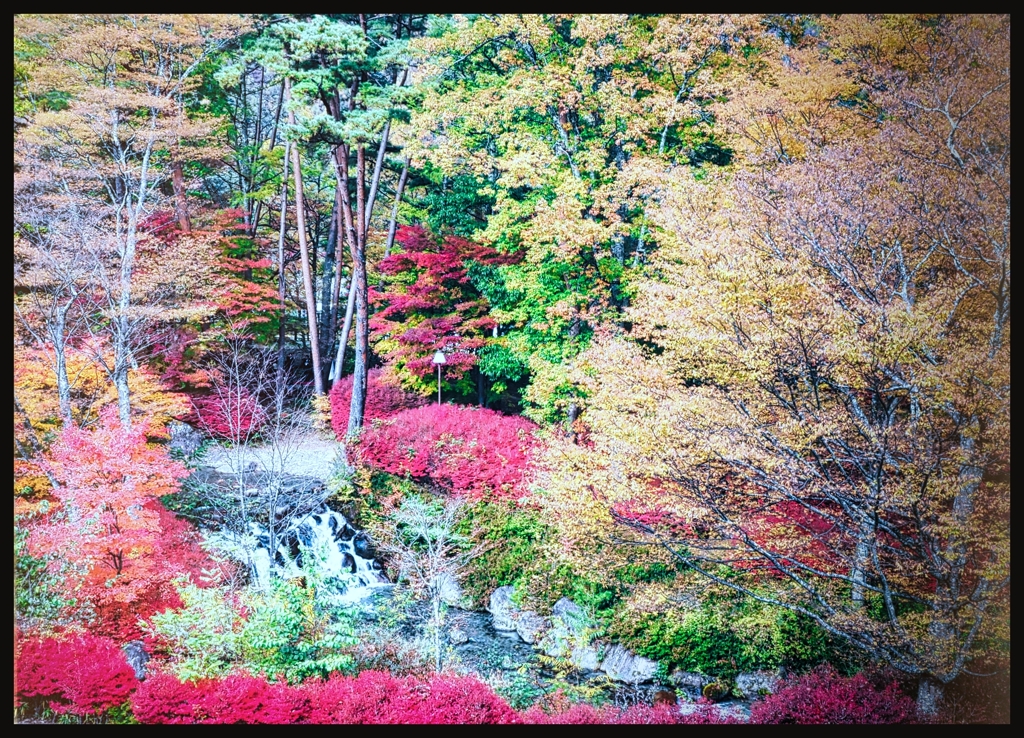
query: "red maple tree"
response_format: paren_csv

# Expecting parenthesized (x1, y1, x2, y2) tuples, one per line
(371, 226, 520, 388)
(32, 408, 188, 605)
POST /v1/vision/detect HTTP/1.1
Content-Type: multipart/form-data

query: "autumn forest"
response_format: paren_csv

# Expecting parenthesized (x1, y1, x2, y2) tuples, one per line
(13, 15, 1009, 724)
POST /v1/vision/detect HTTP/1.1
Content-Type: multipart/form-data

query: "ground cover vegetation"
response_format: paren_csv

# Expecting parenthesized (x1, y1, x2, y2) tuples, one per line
(15, 14, 1008, 723)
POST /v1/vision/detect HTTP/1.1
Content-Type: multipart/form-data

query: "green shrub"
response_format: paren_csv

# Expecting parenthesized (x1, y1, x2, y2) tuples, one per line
(610, 594, 860, 679)
(15, 521, 88, 629)
(455, 499, 549, 608)
(144, 573, 358, 685)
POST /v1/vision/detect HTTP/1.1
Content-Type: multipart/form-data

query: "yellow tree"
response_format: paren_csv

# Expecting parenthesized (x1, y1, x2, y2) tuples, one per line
(15, 14, 247, 427)
(538, 14, 1009, 714)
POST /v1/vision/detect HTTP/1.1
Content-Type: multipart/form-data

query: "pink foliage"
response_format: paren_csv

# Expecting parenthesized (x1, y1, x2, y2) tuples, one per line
(16, 634, 139, 717)
(303, 671, 518, 724)
(419, 673, 520, 724)
(132, 674, 308, 724)
(199, 675, 309, 724)
(33, 409, 188, 607)
(129, 673, 202, 724)
(371, 225, 520, 382)
(329, 368, 427, 439)
(133, 670, 516, 724)
(190, 387, 266, 441)
(748, 666, 917, 724)
(354, 404, 537, 500)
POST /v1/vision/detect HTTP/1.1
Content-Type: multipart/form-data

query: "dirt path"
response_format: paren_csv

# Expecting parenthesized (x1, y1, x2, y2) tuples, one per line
(200, 432, 349, 482)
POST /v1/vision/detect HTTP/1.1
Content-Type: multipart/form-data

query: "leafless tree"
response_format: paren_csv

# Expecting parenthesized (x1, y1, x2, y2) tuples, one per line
(186, 332, 339, 582)
(372, 495, 483, 673)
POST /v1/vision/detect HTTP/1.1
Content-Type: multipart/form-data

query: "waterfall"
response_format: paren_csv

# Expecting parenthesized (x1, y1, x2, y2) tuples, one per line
(209, 505, 389, 603)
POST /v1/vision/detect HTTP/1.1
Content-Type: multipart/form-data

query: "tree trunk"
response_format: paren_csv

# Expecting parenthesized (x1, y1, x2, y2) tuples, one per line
(432, 594, 443, 673)
(276, 139, 291, 419)
(172, 159, 192, 233)
(916, 675, 943, 717)
(327, 191, 347, 384)
(851, 515, 872, 610)
(379, 154, 410, 290)
(346, 144, 369, 436)
(331, 276, 356, 381)
(364, 119, 390, 232)
(52, 315, 72, 422)
(114, 349, 132, 428)
(287, 79, 324, 397)
(319, 187, 340, 381)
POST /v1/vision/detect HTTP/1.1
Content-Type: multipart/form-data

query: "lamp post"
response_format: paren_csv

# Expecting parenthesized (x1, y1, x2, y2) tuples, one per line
(431, 350, 446, 405)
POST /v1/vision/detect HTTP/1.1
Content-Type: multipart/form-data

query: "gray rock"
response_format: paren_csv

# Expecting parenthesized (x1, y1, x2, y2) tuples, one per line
(571, 643, 602, 672)
(670, 670, 711, 698)
(733, 670, 780, 699)
(489, 586, 519, 631)
(515, 611, 550, 644)
(352, 532, 375, 560)
(551, 597, 589, 636)
(448, 626, 470, 645)
(122, 640, 150, 681)
(541, 597, 602, 672)
(168, 420, 204, 458)
(432, 572, 463, 607)
(599, 644, 659, 684)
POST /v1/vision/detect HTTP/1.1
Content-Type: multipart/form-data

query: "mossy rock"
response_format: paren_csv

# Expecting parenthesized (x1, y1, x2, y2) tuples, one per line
(702, 680, 730, 702)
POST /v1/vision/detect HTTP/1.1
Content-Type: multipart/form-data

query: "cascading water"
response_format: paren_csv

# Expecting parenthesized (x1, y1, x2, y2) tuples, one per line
(211, 505, 390, 603)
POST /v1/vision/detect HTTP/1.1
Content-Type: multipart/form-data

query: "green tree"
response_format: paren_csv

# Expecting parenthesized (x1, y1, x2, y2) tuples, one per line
(408, 14, 750, 425)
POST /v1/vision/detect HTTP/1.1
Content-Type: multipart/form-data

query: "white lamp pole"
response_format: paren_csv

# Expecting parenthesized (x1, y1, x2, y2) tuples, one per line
(431, 350, 446, 405)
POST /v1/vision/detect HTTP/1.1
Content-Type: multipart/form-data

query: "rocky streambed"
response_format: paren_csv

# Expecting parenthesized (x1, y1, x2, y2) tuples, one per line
(169, 424, 771, 713)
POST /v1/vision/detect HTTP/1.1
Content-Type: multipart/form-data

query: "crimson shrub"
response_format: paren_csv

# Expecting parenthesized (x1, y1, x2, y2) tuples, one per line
(16, 634, 139, 718)
(329, 368, 427, 439)
(354, 404, 536, 500)
(748, 666, 917, 724)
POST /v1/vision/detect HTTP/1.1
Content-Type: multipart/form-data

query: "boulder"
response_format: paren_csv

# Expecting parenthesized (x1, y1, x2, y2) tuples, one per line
(541, 597, 602, 672)
(571, 643, 602, 672)
(515, 611, 550, 644)
(122, 640, 150, 681)
(432, 572, 463, 608)
(733, 670, 781, 699)
(669, 670, 711, 699)
(352, 532, 375, 560)
(448, 626, 470, 645)
(168, 420, 204, 458)
(551, 598, 589, 636)
(489, 586, 519, 631)
(599, 644, 659, 684)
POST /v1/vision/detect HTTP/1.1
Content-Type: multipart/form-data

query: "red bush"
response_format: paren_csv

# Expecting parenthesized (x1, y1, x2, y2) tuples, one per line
(128, 673, 201, 724)
(301, 670, 404, 724)
(131, 674, 308, 724)
(190, 387, 265, 441)
(748, 666, 917, 724)
(330, 368, 427, 438)
(201, 675, 309, 724)
(420, 673, 520, 724)
(354, 404, 536, 499)
(16, 634, 139, 717)
(133, 670, 516, 724)
(301, 670, 518, 724)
